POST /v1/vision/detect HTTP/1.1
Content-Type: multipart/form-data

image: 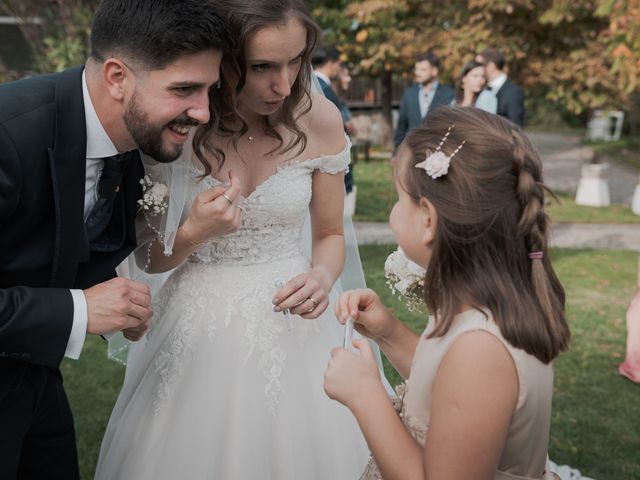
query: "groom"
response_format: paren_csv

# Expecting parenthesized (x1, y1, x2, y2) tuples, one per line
(0, 1, 229, 478)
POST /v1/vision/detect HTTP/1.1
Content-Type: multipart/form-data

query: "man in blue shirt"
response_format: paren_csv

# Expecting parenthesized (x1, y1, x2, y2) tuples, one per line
(394, 51, 454, 151)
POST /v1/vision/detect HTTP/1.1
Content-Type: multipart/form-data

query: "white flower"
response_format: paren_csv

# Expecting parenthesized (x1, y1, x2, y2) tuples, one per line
(415, 150, 450, 179)
(147, 182, 170, 200)
(384, 247, 427, 312)
(137, 175, 169, 216)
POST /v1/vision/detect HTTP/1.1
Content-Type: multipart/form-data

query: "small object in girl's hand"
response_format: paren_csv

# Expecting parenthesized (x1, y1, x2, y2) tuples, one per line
(343, 316, 354, 349)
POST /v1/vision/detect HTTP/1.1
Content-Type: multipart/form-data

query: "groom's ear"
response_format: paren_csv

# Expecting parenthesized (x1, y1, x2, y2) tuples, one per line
(102, 58, 130, 102)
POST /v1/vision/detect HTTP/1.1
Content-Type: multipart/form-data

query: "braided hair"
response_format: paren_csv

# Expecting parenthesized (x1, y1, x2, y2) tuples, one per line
(399, 106, 569, 363)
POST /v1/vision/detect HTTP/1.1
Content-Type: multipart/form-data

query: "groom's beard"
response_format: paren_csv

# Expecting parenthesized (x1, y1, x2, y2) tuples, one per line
(124, 90, 198, 164)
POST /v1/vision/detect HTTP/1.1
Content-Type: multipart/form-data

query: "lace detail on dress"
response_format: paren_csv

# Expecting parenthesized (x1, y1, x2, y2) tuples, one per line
(148, 267, 212, 415)
(146, 143, 349, 415)
(149, 257, 319, 416)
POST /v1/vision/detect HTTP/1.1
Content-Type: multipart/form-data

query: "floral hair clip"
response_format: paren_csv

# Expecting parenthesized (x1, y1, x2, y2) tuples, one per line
(415, 125, 466, 179)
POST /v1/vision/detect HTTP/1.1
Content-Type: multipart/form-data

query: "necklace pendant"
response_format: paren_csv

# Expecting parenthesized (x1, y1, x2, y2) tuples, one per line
(248, 135, 254, 141)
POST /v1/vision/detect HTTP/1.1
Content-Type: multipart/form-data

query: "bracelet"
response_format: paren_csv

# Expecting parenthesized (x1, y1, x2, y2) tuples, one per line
(181, 226, 203, 248)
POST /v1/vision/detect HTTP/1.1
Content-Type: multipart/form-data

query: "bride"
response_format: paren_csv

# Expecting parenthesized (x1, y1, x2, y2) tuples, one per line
(95, 0, 371, 478)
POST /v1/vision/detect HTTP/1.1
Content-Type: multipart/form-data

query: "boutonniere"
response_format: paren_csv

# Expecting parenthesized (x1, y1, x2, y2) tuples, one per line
(137, 175, 169, 215)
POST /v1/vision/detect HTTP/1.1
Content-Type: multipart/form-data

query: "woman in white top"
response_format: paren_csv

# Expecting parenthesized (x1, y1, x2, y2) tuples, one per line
(452, 59, 497, 113)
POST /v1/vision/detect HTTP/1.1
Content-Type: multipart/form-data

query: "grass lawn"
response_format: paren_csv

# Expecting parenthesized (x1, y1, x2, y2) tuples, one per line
(65, 247, 639, 479)
(353, 159, 640, 224)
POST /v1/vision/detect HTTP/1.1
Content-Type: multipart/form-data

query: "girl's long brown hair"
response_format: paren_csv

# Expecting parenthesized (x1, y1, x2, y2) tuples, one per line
(401, 106, 570, 363)
(193, 0, 321, 175)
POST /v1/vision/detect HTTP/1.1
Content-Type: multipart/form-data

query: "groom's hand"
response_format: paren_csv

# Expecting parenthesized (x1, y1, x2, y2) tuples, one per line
(84, 277, 152, 337)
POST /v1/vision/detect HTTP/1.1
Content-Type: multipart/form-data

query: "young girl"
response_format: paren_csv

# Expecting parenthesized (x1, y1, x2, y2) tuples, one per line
(324, 106, 570, 480)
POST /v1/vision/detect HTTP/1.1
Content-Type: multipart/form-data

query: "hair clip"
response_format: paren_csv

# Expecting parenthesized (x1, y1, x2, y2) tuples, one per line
(415, 125, 466, 179)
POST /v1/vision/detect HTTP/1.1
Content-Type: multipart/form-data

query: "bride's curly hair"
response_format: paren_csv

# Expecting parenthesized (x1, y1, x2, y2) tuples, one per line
(194, 0, 321, 176)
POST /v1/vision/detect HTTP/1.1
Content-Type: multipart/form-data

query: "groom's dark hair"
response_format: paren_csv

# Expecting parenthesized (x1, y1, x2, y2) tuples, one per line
(90, 0, 231, 69)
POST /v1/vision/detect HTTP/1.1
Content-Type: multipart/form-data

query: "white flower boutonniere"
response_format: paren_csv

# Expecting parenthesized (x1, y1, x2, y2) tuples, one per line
(384, 247, 427, 313)
(137, 175, 169, 215)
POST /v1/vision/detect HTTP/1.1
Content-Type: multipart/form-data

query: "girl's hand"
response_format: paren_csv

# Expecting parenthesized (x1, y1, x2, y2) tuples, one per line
(273, 268, 332, 319)
(335, 289, 398, 342)
(180, 170, 244, 244)
(324, 339, 384, 410)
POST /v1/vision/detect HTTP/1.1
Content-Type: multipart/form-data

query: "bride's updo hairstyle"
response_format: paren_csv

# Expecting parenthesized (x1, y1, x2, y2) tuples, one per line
(398, 106, 570, 363)
(194, 0, 321, 175)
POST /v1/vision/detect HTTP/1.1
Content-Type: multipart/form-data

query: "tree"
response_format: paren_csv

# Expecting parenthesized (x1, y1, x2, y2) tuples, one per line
(314, 0, 640, 129)
(0, 0, 97, 73)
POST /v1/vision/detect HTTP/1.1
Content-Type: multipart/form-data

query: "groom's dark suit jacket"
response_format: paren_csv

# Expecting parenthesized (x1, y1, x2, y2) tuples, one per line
(0, 67, 143, 401)
(495, 77, 525, 126)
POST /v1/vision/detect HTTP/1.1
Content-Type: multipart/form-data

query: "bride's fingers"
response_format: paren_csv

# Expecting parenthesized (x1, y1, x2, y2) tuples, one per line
(272, 275, 306, 306)
(290, 291, 325, 316)
(278, 283, 318, 313)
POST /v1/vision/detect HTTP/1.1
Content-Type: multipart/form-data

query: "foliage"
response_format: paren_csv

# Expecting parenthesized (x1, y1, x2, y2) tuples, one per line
(313, 0, 640, 116)
(0, 0, 97, 72)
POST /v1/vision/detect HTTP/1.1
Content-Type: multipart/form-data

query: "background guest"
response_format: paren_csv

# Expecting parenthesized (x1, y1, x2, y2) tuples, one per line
(476, 47, 525, 126)
(332, 63, 358, 137)
(453, 59, 497, 114)
(312, 45, 342, 107)
(313, 46, 355, 196)
(393, 51, 454, 151)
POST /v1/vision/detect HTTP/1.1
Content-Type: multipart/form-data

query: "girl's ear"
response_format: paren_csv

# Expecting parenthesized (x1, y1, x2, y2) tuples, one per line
(419, 197, 438, 247)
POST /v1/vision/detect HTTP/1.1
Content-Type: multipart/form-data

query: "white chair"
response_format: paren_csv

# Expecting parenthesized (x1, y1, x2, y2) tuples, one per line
(575, 163, 610, 207)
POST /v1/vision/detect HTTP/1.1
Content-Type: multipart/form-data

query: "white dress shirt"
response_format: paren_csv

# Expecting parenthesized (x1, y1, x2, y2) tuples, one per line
(65, 70, 119, 360)
(419, 81, 439, 118)
(488, 73, 508, 94)
(313, 70, 331, 86)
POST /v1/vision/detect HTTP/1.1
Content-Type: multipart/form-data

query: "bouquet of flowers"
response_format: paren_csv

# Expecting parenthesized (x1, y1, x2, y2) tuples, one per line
(137, 175, 169, 215)
(384, 247, 427, 313)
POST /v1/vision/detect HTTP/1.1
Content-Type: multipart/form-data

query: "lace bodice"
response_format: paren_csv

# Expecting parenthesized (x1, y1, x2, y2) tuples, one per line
(185, 140, 351, 266)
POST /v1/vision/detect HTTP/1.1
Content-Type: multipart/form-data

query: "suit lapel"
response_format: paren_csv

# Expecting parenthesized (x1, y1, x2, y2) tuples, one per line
(48, 67, 88, 287)
(495, 78, 510, 101)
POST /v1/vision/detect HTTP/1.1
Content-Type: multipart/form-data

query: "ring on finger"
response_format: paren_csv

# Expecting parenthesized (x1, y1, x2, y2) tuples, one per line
(222, 192, 233, 204)
(308, 297, 318, 309)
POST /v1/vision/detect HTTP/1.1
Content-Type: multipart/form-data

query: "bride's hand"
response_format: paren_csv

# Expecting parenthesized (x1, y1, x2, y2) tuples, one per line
(180, 170, 244, 244)
(273, 269, 332, 319)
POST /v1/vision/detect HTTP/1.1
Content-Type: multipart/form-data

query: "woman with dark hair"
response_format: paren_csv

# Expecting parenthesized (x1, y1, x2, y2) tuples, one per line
(95, 1, 370, 478)
(453, 59, 497, 114)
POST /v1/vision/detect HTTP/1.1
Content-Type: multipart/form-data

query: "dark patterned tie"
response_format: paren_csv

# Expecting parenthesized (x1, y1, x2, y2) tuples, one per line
(85, 151, 136, 247)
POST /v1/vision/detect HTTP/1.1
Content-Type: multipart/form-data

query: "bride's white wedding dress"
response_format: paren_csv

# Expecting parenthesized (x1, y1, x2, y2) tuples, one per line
(95, 144, 369, 479)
